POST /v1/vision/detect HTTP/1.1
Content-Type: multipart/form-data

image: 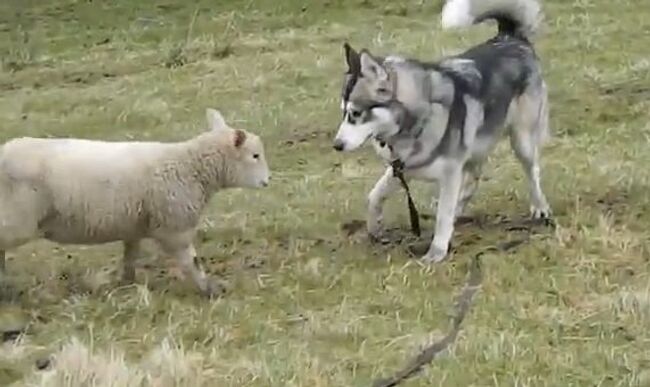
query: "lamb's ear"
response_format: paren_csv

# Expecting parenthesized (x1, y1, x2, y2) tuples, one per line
(206, 108, 227, 132)
(233, 129, 247, 148)
(360, 51, 387, 81)
(343, 42, 360, 74)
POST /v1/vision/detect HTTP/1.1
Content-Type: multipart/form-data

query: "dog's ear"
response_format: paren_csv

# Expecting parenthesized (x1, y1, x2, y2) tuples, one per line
(343, 42, 360, 74)
(360, 50, 387, 81)
(206, 108, 227, 132)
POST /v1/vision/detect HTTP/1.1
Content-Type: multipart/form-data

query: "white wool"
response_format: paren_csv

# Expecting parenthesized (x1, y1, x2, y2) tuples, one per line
(0, 119, 268, 252)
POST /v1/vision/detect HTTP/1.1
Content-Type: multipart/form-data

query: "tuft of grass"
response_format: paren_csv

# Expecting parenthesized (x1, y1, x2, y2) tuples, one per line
(0, 0, 649, 386)
(163, 6, 199, 68)
(23, 336, 208, 386)
(1, 26, 36, 73)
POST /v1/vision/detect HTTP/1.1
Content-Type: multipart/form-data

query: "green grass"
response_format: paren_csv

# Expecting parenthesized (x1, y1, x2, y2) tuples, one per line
(1, 0, 650, 385)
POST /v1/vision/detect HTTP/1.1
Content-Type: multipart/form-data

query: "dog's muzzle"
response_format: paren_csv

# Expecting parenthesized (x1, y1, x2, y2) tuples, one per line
(333, 139, 345, 151)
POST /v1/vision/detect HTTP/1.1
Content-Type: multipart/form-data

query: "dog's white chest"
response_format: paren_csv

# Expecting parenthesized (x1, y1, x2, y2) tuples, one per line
(405, 157, 450, 182)
(468, 134, 497, 160)
(371, 139, 393, 161)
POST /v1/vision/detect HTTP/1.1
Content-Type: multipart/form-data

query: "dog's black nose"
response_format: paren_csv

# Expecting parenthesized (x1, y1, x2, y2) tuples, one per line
(333, 140, 345, 151)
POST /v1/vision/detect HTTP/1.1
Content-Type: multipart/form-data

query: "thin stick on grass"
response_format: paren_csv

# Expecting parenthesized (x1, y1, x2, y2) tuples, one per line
(372, 254, 483, 387)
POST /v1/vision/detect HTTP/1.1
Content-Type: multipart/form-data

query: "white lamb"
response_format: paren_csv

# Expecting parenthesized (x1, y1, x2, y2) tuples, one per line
(0, 108, 270, 297)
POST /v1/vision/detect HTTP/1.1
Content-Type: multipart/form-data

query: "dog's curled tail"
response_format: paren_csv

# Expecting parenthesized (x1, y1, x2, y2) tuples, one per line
(441, 0, 543, 41)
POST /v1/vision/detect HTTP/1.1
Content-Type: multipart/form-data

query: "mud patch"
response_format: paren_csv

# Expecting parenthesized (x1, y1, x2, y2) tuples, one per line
(596, 189, 631, 220)
(0, 307, 28, 344)
(342, 213, 554, 257)
(600, 82, 650, 100)
(62, 70, 118, 85)
(282, 129, 331, 147)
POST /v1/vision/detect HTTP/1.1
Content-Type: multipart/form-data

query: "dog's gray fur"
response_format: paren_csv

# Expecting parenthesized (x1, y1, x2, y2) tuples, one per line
(333, 0, 551, 263)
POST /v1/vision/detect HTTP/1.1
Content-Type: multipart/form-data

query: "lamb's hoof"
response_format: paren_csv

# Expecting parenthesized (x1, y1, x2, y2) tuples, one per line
(202, 279, 227, 299)
(420, 246, 448, 264)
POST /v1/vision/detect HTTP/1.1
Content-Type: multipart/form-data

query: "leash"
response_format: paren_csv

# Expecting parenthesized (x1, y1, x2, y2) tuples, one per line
(371, 231, 545, 387)
(372, 252, 483, 387)
(390, 158, 421, 237)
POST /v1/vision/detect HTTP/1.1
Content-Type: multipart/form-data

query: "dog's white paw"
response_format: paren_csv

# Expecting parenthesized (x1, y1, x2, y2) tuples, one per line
(367, 223, 382, 236)
(367, 213, 383, 238)
(530, 205, 552, 220)
(367, 228, 386, 244)
(420, 246, 448, 264)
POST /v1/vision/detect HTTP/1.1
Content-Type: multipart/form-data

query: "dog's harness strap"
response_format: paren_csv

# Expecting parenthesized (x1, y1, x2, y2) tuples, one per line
(390, 158, 421, 237)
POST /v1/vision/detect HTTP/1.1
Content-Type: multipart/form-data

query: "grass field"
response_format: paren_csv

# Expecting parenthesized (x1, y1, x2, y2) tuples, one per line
(1, 0, 649, 385)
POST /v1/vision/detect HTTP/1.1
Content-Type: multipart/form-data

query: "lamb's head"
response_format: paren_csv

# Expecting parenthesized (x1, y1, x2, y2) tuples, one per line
(206, 108, 270, 189)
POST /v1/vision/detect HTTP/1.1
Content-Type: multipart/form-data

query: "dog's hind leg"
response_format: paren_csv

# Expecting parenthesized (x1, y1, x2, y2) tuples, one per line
(510, 84, 552, 219)
(0, 251, 4, 292)
(367, 166, 402, 239)
(455, 164, 482, 218)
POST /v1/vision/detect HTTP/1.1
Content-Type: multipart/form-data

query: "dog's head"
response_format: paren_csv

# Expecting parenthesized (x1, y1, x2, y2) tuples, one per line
(333, 43, 401, 152)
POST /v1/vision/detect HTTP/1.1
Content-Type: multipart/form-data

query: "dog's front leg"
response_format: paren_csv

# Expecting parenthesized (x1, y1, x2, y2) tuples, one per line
(422, 166, 463, 263)
(367, 166, 401, 240)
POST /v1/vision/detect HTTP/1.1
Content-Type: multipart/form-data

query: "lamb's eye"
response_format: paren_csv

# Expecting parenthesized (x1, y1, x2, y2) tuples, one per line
(377, 87, 389, 94)
(252, 153, 260, 160)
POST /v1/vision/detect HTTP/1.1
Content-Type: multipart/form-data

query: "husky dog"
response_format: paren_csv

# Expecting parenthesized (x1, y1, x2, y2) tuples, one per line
(333, 0, 552, 263)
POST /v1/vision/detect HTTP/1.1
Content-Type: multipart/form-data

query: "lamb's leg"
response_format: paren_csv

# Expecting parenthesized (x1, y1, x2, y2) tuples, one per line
(122, 240, 141, 283)
(172, 243, 217, 297)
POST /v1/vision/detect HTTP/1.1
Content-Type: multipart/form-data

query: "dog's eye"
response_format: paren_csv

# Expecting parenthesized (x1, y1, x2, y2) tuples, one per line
(252, 153, 260, 160)
(349, 109, 363, 119)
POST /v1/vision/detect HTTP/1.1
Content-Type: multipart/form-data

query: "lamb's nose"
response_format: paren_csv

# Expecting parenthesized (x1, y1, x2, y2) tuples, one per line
(333, 140, 345, 151)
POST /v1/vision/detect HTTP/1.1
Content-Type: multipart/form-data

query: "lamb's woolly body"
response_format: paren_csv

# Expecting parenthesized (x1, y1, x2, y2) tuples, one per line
(0, 133, 233, 247)
(0, 108, 268, 296)
(441, 0, 542, 40)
